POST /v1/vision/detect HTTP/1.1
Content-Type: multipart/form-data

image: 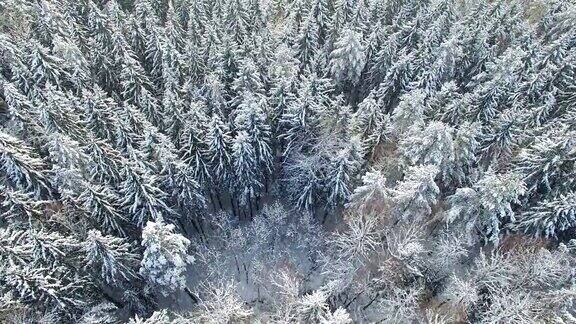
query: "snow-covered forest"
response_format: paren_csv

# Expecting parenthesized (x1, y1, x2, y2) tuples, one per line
(1, 0, 576, 322)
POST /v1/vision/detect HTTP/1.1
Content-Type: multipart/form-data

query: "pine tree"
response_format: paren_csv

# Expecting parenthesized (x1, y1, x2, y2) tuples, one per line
(347, 169, 391, 214)
(36, 84, 87, 141)
(514, 191, 576, 238)
(279, 74, 330, 154)
(393, 165, 440, 222)
(139, 220, 193, 297)
(466, 47, 526, 124)
(324, 140, 363, 216)
(81, 86, 121, 143)
(225, 0, 249, 44)
(234, 92, 273, 176)
(390, 89, 426, 137)
(232, 58, 265, 104)
(2, 265, 87, 312)
(319, 97, 354, 142)
(367, 31, 399, 90)
(83, 138, 124, 185)
(166, 162, 206, 226)
(139, 125, 178, 174)
(399, 121, 455, 180)
(329, 27, 365, 87)
(202, 72, 228, 116)
(1, 81, 43, 142)
(118, 161, 172, 228)
(0, 130, 50, 197)
(76, 181, 128, 236)
(479, 109, 522, 166)
(85, 1, 117, 90)
(179, 102, 212, 188)
(294, 13, 319, 72)
(283, 151, 326, 213)
(449, 122, 480, 186)
(352, 91, 391, 158)
(44, 132, 88, 175)
(428, 81, 463, 124)
(204, 114, 234, 189)
(1, 185, 46, 224)
(514, 131, 576, 197)
(0, 226, 31, 266)
(268, 43, 299, 127)
(232, 131, 261, 214)
(52, 35, 90, 90)
(374, 50, 415, 112)
(446, 171, 526, 244)
(25, 40, 69, 92)
(120, 48, 155, 107)
(28, 228, 78, 267)
(82, 229, 139, 286)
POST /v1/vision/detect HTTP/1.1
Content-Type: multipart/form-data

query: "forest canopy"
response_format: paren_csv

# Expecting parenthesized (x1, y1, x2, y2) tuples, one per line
(1, 0, 576, 323)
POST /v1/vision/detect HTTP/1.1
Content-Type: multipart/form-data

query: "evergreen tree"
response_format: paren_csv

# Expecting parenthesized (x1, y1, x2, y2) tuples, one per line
(294, 13, 319, 72)
(36, 84, 87, 141)
(76, 182, 128, 236)
(0, 81, 43, 141)
(84, 138, 124, 185)
(118, 161, 172, 228)
(0, 130, 50, 197)
(26, 40, 69, 92)
(82, 229, 139, 286)
(140, 220, 193, 297)
(179, 102, 212, 188)
(348, 170, 391, 215)
(449, 122, 480, 186)
(81, 86, 122, 143)
(399, 121, 455, 180)
(283, 151, 326, 213)
(52, 35, 90, 91)
(393, 165, 440, 222)
(514, 131, 576, 197)
(374, 50, 415, 112)
(446, 171, 526, 244)
(204, 114, 234, 190)
(232, 131, 261, 215)
(352, 92, 391, 158)
(0, 185, 47, 224)
(329, 27, 365, 88)
(2, 265, 87, 313)
(268, 43, 299, 127)
(279, 74, 331, 155)
(479, 109, 522, 166)
(324, 140, 363, 216)
(390, 89, 426, 137)
(234, 92, 274, 177)
(120, 49, 155, 107)
(232, 58, 265, 104)
(166, 162, 206, 229)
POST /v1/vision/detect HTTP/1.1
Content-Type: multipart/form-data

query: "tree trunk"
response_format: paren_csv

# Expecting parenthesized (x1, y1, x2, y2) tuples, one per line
(208, 193, 217, 211)
(248, 192, 254, 220)
(230, 197, 238, 219)
(215, 190, 223, 209)
(101, 289, 125, 309)
(177, 218, 190, 237)
(235, 256, 241, 276)
(184, 287, 199, 303)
